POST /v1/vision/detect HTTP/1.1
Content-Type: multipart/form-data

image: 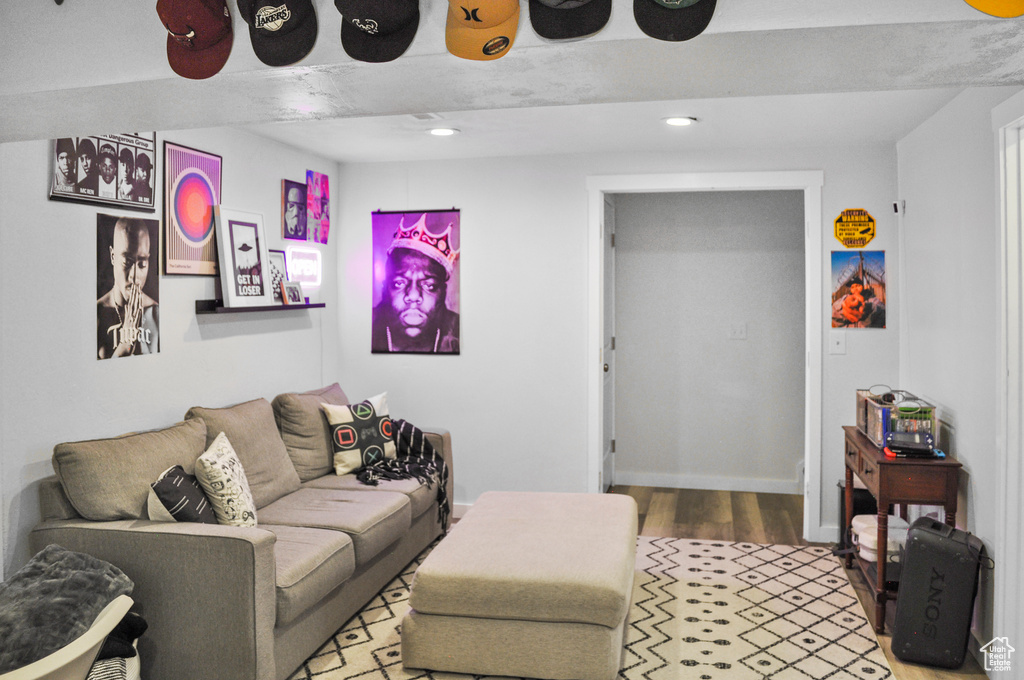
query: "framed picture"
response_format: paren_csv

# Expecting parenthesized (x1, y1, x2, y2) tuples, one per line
(50, 133, 157, 212)
(215, 207, 274, 308)
(268, 249, 288, 304)
(282, 179, 308, 241)
(831, 250, 886, 329)
(97, 213, 160, 359)
(306, 170, 330, 244)
(282, 281, 304, 305)
(371, 210, 460, 354)
(164, 141, 222, 276)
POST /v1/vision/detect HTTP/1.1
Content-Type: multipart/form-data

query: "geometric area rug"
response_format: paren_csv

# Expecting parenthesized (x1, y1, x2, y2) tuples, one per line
(288, 536, 893, 680)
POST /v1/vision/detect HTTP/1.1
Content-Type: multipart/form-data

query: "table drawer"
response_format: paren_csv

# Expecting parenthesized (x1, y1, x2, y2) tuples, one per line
(858, 454, 880, 496)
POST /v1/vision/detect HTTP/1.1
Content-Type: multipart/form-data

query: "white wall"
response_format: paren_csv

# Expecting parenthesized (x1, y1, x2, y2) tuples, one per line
(0, 128, 340, 575)
(896, 85, 1021, 651)
(334, 145, 901, 534)
(612, 190, 805, 493)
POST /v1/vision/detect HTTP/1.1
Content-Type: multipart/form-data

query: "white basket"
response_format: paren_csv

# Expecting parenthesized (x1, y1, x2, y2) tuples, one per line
(851, 514, 909, 562)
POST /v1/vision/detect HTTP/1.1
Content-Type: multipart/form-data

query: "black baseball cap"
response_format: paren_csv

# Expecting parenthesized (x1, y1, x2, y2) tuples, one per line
(237, 0, 319, 66)
(335, 0, 419, 63)
(633, 0, 715, 42)
(529, 0, 610, 40)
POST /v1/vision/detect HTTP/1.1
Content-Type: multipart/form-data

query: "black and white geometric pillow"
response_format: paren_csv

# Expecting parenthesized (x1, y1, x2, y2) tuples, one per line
(322, 393, 396, 475)
(147, 465, 218, 524)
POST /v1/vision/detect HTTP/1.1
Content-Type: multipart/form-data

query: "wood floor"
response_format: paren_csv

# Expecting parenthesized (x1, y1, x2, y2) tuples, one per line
(608, 485, 989, 680)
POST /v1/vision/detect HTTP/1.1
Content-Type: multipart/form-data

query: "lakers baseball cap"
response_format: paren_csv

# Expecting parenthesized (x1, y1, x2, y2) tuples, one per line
(634, 0, 715, 42)
(156, 0, 234, 79)
(335, 0, 420, 63)
(237, 0, 319, 66)
(446, 0, 520, 61)
(529, 0, 610, 40)
(962, 0, 1024, 16)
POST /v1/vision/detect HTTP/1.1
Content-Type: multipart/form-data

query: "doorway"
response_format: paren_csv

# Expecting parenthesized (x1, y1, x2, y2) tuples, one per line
(611, 190, 806, 493)
(586, 171, 826, 542)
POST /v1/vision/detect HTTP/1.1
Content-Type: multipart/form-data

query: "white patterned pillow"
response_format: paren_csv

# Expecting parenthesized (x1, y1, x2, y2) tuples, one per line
(194, 432, 257, 527)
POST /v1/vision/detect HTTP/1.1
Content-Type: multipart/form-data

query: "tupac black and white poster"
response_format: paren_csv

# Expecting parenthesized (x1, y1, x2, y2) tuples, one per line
(97, 213, 160, 359)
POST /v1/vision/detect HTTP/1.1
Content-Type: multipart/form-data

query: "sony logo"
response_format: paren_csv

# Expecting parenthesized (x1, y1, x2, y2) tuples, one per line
(921, 567, 945, 639)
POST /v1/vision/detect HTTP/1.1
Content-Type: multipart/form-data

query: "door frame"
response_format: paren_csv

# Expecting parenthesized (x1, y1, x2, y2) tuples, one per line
(993, 91, 1024, 653)
(585, 170, 826, 541)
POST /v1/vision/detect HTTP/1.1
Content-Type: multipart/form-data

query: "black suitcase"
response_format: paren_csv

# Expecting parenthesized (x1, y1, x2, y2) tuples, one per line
(892, 517, 985, 668)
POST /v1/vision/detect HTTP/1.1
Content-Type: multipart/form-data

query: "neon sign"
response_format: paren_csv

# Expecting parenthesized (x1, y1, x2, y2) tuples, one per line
(286, 246, 321, 287)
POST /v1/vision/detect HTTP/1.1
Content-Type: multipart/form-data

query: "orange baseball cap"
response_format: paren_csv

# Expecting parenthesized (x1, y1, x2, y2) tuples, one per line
(446, 0, 520, 60)
(962, 0, 1024, 17)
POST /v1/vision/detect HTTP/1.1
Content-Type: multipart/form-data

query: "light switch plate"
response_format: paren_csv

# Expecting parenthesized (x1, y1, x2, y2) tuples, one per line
(830, 330, 846, 355)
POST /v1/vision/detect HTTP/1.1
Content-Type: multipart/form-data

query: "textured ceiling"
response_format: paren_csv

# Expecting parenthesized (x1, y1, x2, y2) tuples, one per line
(2, 0, 1023, 158)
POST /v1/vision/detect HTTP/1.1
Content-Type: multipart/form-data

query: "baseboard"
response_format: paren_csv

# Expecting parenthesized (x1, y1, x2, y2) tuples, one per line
(452, 503, 472, 520)
(613, 471, 802, 496)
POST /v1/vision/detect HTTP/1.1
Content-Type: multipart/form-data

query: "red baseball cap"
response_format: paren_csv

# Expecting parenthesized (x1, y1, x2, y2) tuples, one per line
(156, 0, 234, 79)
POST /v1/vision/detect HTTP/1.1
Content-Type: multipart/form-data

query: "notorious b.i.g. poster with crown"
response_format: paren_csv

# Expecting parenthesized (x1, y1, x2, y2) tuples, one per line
(371, 210, 460, 355)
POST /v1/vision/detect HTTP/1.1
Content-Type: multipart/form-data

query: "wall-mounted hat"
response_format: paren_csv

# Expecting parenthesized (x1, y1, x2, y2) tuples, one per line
(634, 0, 715, 42)
(962, 0, 1024, 16)
(446, 0, 520, 61)
(529, 0, 610, 40)
(335, 0, 419, 63)
(237, 0, 318, 66)
(156, 0, 234, 79)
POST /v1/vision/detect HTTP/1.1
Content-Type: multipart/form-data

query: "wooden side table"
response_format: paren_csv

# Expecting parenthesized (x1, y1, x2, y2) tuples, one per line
(842, 425, 962, 633)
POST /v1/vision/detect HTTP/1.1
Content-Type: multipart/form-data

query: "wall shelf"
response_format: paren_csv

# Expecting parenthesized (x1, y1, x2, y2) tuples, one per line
(195, 299, 325, 315)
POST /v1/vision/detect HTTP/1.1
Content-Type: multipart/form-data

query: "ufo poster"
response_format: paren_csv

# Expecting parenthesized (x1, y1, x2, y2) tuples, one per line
(163, 141, 222, 276)
(215, 207, 274, 308)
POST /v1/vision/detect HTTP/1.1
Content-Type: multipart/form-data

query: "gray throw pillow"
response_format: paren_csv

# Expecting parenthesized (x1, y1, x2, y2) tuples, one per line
(52, 419, 208, 521)
(272, 383, 349, 481)
(185, 398, 300, 509)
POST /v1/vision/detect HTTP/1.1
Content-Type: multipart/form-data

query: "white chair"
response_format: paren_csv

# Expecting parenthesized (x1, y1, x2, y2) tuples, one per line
(0, 595, 133, 680)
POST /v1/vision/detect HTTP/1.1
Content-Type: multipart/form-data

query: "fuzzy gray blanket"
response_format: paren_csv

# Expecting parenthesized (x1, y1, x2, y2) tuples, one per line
(0, 544, 133, 673)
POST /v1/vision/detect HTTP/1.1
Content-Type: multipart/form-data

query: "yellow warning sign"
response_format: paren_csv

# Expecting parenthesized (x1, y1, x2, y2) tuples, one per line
(834, 209, 875, 248)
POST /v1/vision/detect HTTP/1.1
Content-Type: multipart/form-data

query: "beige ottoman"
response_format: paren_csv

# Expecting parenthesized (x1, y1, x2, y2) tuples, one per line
(401, 491, 638, 680)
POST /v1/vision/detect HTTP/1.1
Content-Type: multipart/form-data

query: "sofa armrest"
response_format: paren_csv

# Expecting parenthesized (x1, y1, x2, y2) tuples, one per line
(30, 519, 277, 680)
(419, 426, 454, 513)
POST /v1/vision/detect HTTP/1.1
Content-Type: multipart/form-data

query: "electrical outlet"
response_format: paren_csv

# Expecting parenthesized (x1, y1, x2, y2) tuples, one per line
(728, 323, 747, 340)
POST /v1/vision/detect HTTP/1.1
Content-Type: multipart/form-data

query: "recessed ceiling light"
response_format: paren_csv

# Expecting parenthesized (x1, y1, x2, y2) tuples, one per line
(428, 128, 460, 137)
(664, 117, 698, 127)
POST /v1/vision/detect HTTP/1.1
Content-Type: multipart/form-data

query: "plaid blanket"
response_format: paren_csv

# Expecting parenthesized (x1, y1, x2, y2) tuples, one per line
(356, 419, 450, 532)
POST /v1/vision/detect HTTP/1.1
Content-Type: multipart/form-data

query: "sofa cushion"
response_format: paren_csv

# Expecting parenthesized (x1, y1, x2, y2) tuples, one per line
(52, 419, 208, 521)
(271, 384, 349, 482)
(261, 525, 356, 627)
(257, 488, 411, 566)
(303, 474, 435, 519)
(322, 393, 396, 475)
(195, 432, 258, 527)
(147, 465, 217, 523)
(185, 398, 300, 509)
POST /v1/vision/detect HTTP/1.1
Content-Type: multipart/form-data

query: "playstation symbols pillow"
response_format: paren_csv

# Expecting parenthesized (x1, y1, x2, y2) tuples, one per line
(322, 392, 396, 474)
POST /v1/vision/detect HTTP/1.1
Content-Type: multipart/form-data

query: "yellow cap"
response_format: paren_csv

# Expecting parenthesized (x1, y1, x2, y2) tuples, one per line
(446, 0, 520, 60)
(963, 0, 1024, 17)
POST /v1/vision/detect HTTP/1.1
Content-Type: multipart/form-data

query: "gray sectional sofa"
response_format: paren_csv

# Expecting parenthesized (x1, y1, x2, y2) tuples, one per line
(29, 383, 452, 680)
